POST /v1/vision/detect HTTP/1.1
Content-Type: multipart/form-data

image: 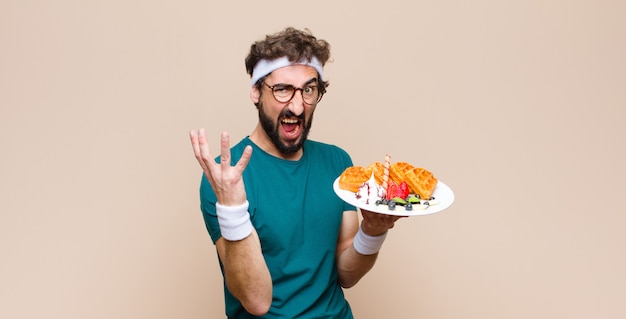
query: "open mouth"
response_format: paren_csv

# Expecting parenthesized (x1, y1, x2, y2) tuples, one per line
(281, 118, 301, 140)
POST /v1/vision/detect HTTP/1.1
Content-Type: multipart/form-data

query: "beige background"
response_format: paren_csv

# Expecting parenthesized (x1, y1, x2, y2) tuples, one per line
(1, 0, 625, 318)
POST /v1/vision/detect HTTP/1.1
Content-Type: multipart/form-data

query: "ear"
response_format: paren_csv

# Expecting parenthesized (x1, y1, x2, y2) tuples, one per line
(250, 86, 260, 104)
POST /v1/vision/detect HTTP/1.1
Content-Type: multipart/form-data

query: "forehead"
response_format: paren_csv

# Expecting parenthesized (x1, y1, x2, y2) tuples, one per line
(265, 65, 319, 85)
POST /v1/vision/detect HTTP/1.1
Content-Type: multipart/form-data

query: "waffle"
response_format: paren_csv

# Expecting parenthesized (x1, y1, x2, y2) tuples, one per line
(403, 167, 438, 200)
(338, 166, 370, 192)
(389, 162, 415, 184)
(364, 162, 385, 185)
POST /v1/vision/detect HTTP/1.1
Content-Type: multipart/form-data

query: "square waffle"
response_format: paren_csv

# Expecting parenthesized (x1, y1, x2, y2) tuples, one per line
(403, 167, 438, 200)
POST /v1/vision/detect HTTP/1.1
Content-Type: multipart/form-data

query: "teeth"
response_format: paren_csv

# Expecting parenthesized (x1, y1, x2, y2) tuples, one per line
(282, 119, 298, 124)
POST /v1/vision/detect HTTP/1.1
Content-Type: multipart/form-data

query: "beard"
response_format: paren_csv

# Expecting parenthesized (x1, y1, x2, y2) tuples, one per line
(258, 101, 313, 155)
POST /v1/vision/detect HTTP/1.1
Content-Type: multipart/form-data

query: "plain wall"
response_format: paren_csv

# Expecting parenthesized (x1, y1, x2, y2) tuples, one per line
(1, 1, 625, 318)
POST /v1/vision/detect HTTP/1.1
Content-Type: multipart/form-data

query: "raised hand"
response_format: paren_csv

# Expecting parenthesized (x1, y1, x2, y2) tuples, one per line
(189, 129, 253, 206)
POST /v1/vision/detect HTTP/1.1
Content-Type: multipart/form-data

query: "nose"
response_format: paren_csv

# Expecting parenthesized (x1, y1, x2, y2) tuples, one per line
(288, 89, 305, 116)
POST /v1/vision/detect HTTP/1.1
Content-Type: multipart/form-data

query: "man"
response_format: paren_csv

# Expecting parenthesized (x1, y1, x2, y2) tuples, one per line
(190, 27, 402, 318)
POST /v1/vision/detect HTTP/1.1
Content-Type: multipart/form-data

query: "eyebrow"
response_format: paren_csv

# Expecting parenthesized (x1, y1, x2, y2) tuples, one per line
(274, 78, 318, 87)
(303, 78, 319, 86)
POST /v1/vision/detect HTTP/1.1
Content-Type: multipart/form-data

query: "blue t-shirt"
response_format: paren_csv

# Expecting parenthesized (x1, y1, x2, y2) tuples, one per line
(200, 137, 356, 318)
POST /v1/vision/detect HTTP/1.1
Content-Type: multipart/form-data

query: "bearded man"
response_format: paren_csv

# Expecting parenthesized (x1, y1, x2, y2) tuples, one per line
(190, 27, 402, 319)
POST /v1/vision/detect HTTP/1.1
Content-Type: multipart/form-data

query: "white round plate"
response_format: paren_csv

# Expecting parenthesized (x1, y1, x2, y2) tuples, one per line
(333, 178, 455, 216)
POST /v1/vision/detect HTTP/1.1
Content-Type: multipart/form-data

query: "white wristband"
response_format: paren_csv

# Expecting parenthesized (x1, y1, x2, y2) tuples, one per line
(216, 201, 253, 241)
(353, 227, 388, 255)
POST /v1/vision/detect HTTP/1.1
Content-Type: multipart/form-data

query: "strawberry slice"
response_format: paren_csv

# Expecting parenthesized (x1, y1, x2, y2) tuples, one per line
(385, 180, 396, 200)
(385, 180, 410, 200)
(398, 182, 409, 198)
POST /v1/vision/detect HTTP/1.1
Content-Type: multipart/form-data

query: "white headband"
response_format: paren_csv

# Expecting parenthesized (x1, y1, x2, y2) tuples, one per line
(250, 56, 323, 86)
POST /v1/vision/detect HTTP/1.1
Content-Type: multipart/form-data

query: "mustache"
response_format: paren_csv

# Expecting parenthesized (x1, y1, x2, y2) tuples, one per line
(280, 109, 305, 120)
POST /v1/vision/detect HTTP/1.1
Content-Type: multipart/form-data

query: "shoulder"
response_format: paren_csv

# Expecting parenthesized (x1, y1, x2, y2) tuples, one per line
(305, 139, 350, 156)
(304, 140, 353, 166)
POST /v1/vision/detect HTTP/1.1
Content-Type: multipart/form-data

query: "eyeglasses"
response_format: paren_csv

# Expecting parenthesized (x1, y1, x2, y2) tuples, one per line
(264, 83, 324, 105)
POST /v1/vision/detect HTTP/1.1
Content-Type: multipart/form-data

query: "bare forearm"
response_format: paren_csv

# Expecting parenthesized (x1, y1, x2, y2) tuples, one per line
(336, 244, 379, 288)
(335, 210, 399, 288)
(217, 230, 272, 316)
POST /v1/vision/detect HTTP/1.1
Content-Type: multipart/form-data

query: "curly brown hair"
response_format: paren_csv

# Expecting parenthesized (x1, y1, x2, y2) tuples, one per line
(245, 27, 331, 90)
